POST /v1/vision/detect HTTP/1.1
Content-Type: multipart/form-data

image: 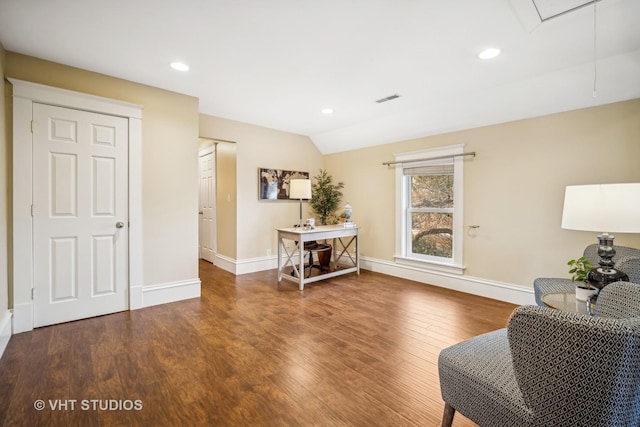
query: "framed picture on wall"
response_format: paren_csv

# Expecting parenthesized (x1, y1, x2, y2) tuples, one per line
(259, 168, 309, 200)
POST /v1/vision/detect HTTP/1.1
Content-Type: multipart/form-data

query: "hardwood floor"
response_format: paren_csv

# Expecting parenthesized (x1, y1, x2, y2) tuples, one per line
(0, 261, 517, 426)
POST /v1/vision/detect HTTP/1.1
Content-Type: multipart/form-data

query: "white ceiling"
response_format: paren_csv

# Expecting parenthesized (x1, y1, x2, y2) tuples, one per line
(1, 0, 639, 154)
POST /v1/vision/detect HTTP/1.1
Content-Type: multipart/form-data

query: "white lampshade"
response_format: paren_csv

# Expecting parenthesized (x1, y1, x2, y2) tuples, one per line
(561, 183, 640, 233)
(289, 179, 311, 199)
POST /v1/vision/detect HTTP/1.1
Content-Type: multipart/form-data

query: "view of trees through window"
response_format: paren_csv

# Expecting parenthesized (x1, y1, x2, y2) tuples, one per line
(410, 175, 453, 258)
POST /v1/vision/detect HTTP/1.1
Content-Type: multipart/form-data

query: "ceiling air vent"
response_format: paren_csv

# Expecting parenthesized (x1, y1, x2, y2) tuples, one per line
(375, 94, 401, 104)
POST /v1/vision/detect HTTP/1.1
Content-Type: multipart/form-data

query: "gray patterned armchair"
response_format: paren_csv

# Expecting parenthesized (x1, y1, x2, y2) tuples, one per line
(534, 244, 640, 305)
(438, 281, 640, 427)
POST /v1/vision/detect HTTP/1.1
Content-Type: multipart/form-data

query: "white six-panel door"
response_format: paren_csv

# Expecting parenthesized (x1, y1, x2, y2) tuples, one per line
(32, 103, 129, 327)
(199, 149, 216, 263)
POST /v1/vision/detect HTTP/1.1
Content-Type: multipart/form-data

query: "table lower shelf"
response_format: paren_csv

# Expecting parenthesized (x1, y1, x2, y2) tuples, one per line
(278, 264, 358, 286)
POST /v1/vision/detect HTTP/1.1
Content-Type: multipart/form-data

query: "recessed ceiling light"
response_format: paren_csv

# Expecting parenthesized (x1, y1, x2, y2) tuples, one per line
(477, 48, 501, 60)
(321, 108, 334, 115)
(170, 62, 190, 71)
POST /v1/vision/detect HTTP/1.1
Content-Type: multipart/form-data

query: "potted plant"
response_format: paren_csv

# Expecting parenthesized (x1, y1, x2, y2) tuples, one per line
(568, 256, 597, 301)
(310, 169, 344, 225)
(309, 169, 345, 268)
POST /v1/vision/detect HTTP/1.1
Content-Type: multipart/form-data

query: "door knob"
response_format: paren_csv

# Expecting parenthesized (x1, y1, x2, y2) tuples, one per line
(116, 222, 125, 229)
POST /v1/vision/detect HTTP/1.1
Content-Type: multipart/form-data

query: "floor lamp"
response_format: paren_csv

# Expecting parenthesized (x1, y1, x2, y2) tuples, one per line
(561, 183, 640, 289)
(289, 179, 311, 228)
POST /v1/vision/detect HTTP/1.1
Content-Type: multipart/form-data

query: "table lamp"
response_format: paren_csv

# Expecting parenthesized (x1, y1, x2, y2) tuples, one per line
(561, 183, 640, 290)
(289, 179, 311, 228)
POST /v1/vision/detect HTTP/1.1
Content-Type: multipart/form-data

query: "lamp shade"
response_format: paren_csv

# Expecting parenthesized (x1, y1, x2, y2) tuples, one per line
(561, 183, 640, 233)
(289, 179, 311, 199)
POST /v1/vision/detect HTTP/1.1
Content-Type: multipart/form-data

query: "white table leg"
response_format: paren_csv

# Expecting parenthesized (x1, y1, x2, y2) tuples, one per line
(299, 240, 304, 290)
(277, 235, 283, 282)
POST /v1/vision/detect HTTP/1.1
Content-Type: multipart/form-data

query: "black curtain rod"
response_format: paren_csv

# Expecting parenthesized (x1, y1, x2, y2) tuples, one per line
(382, 151, 476, 167)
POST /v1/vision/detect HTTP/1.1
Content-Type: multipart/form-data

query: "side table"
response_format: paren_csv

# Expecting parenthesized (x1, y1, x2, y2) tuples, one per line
(541, 292, 596, 315)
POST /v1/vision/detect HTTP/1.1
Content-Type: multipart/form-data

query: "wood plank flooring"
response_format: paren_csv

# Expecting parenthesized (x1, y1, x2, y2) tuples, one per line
(0, 261, 517, 426)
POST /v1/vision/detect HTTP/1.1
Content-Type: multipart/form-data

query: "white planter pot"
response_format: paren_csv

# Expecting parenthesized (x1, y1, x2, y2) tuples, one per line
(575, 285, 598, 301)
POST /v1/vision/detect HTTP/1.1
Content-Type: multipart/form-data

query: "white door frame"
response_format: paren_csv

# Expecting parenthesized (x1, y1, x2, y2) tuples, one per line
(10, 78, 143, 333)
(198, 144, 217, 263)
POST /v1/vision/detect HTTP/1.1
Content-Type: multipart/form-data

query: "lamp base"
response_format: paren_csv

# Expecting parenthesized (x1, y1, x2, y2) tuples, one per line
(587, 267, 629, 291)
(586, 232, 628, 290)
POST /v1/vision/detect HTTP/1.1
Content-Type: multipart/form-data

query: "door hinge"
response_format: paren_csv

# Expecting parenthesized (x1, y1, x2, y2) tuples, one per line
(31, 288, 34, 300)
(30, 120, 35, 133)
(31, 204, 35, 217)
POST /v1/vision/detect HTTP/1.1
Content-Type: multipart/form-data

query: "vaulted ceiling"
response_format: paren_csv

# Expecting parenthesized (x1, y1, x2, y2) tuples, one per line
(1, 0, 639, 154)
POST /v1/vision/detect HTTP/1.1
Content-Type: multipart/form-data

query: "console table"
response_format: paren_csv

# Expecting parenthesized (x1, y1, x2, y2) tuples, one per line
(277, 225, 359, 290)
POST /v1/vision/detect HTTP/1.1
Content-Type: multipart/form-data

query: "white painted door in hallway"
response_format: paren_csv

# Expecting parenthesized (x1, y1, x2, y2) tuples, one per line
(199, 148, 216, 263)
(32, 103, 129, 327)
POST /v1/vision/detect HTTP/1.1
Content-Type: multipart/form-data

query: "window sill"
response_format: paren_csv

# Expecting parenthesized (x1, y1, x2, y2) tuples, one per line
(394, 256, 465, 275)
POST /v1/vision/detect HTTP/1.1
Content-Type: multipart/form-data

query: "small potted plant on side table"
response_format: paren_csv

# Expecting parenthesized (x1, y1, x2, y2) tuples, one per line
(568, 256, 597, 301)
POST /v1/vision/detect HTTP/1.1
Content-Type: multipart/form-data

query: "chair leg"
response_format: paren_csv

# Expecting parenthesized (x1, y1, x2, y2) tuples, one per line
(441, 403, 456, 427)
(306, 252, 315, 278)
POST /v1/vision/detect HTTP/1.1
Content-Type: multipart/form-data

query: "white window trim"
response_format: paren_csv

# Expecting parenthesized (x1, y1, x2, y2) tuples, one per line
(394, 144, 465, 275)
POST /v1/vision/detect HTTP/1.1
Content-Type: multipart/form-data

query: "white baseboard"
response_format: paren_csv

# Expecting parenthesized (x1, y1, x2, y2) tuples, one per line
(212, 253, 534, 306)
(12, 302, 33, 334)
(361, 256, 535, 306)
(236, 255, 277, 275)
(0, 310, 12, 359)
(214, 253, 278, 275)
(11, 279, 201, 333)
(214, 253, 237, 274)
(141, 278, 201, 308)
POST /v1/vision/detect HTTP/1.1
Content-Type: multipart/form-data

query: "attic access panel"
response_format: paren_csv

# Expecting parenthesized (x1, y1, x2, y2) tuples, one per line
(533, 0, 595, 21)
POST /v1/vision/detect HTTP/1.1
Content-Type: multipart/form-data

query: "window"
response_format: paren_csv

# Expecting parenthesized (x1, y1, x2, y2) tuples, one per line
(407, 171, 454, 259)
(395, 145, 464, 274)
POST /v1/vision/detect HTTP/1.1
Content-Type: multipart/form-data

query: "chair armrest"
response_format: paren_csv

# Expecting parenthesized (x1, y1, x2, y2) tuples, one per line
(507, 305, 640, 424)
(614, 255, 640, 284)
(595, 281, 640, 318)
(533, 278, 575, 306)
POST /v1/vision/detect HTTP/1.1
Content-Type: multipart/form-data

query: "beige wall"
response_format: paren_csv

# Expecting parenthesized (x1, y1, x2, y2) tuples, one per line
(0, 42, 8, 314)
(5, 52, 200, 287)
(200, 114, 322, 260)
(214, 141, 238, 260)
(325, 99, 640, 289)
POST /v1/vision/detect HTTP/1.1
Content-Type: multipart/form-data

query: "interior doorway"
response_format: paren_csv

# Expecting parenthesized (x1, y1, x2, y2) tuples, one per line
(199, 139, 217, 263)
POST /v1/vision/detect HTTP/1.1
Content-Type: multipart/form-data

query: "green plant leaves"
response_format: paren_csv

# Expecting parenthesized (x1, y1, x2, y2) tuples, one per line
(310, 169, 344, 225)
(567, 255, 594, 285)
